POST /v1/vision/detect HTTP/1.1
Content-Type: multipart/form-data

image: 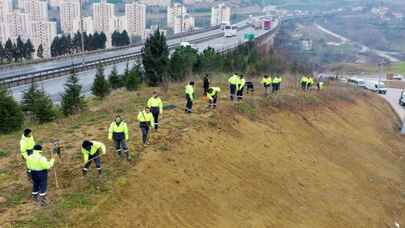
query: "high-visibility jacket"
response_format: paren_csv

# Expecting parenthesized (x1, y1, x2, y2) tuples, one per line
(273, 77, 282, 84)
(108, 121, 129, 141)
(237, 78, 246, 91)
(147, 97, 163, 113)
(261, 77, 272, 86)
(185, 85, 194, 101)
(228, 75, 240, 85)
(308, 78, 314, 86)
(20, 135, 35, 159)
(207, 87, 221, 101)
(26, 150, 55, 171)
(300, 76, 309, 84)
(137, 111, 155, 127)
(81, 141, 106, 163)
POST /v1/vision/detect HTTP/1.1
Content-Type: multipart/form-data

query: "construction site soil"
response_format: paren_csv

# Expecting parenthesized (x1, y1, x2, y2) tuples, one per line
(0, 82, 404, 227)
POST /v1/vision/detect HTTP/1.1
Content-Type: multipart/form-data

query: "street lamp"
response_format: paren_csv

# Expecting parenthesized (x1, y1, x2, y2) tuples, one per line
(80, 0, 85, 65)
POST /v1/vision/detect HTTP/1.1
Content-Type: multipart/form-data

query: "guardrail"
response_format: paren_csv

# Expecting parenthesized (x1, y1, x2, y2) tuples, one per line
(0, 25, 221, 72)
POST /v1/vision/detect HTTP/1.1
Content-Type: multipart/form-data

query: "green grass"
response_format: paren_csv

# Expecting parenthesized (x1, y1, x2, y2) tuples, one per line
(391, 61, 405, 74)
(0, 149, 8, 157)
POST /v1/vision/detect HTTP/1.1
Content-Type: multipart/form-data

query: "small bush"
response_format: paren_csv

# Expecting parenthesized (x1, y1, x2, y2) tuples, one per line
(92, 65, 111, 99)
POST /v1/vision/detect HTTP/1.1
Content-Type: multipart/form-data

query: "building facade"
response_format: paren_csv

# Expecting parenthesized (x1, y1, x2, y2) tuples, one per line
(60, 0, 81, 34)
(125, 2, 145, 38)
(211, 3, 231, 26)
(7, 9, 32, 41)
(31, 20, 57, 57)
(92, 0, 114, 34)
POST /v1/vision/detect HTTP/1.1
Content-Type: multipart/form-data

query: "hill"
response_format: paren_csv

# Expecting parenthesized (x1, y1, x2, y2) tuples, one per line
(0, 78, 404, 227)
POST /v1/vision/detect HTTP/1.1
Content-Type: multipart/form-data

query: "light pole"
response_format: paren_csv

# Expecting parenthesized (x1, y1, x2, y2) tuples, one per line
(80, 0, 85, 65)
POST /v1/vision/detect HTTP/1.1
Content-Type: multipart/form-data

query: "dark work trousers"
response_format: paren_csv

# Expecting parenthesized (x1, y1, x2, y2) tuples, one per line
(237, 87, 244, 101)
(139, 122, 150, 144)
(150, 107, 160, 129)
(83, 152, 101, 171)
(272, 83, 277, 93)
(229, 84, 237, 101)
(113, 132, 128, 155)
(31, 170, 48, 197)
(203, 86, 209, 96)
(209, 95, 217, 108)
(185, 95, 193, 113)
(276, 83, 280, 91)
(301, 81, 306, 90)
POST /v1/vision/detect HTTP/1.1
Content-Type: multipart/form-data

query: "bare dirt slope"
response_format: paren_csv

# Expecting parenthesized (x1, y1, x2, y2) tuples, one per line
(79, 89, 404, 227)
(1, 83, 404, 228)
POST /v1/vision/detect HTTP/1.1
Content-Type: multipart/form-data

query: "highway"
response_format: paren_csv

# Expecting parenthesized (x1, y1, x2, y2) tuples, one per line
(380, 88, 405, 120)
(10, 20, 277, 103)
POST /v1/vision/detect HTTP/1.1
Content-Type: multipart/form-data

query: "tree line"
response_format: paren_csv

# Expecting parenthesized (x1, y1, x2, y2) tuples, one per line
(0, 36, 36, 64)
(0, 28, 289, 134)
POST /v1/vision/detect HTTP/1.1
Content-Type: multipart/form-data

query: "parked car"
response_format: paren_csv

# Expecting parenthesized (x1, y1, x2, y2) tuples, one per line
(365, 80, 387, 94)
(399, 90, 405, 106)
(393, 74, 403, 80)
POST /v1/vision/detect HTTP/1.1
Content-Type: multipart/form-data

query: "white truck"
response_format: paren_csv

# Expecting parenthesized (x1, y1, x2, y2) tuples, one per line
(364, 80, 387, 94)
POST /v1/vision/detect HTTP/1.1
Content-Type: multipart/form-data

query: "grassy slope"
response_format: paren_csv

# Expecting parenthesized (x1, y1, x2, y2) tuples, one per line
(0, 78, 404, 227)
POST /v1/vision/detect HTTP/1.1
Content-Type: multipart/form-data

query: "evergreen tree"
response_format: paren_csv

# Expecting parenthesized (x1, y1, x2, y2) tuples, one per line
(169, 46, 198, 81)
(126, 64, 141, 91)
(4, 39, 13, 62)
(108, 65, 121, 89)
(111, 31, 120, 47)
(16, 36, 24, 61)
(91, 64, 111, 98)
(21, 83, 56, 123)
(121, 30, 130, 46)
(0, 42, 4, 64)
(21, 82, 40, 112)
(61, 72, 86, 116)
(142, 28, 169, 86)
(37, 44, 44, 59)
(24, 39, 35, 60)
(0, 87, 24, 134)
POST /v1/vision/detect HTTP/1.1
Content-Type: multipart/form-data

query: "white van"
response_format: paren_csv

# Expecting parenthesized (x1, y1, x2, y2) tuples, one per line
(365, 80, 387, 94)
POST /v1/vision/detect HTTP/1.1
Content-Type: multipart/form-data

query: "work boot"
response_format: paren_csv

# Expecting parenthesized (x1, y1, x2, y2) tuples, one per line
(127, 152, 132, 161)
(32, 194, 39, 203)
(82, 168, 88, 176)
(97, 169, 102, 176)
(39, 195, 48, 207)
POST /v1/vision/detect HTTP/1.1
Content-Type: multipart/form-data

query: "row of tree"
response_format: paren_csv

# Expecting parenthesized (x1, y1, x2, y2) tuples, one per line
(111, 30, 131, 47)
(51, 32, 107, 57)
(0, 36, 38, 64)
(141, 28, 288, 87)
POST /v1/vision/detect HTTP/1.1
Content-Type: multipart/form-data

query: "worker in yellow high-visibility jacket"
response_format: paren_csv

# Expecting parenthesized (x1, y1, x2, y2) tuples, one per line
(261, 75, 272, 96)
(237, 75, 246, 101)
(272, 75, 282, 93)
(137, 107, 155, 145)
(185, 81, 195, 113)
(207, 87, 221, 108)
(81, 140, 106, 176)
(228, 73, 240, 101)
(147, 91, 163, 130)
(26, 144, 55, 207)
(108, 115, 130, 160)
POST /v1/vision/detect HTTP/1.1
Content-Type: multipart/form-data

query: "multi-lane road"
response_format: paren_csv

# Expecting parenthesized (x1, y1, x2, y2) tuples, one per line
(10, 19, 278, 102)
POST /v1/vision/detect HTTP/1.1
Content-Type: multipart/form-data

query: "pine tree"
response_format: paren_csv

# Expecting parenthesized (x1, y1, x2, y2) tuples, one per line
(142, 28, 169, 86)
(32, 90, 56, 123)
(0, 42, 4, 64)
(0, 88, 24, 134)
(4, 39, 13, 62)
(108, 65, 121, 89)
(91, 64, 111, 98)
(24, 39, 35, 60)
(61, 72, 86, 116)
(37, 44, 44, 59)
(16, 36, 24, 61)
(21, 82, 40, 112)
(21, 83, 56, 123)
(126, 64, 142, 91)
